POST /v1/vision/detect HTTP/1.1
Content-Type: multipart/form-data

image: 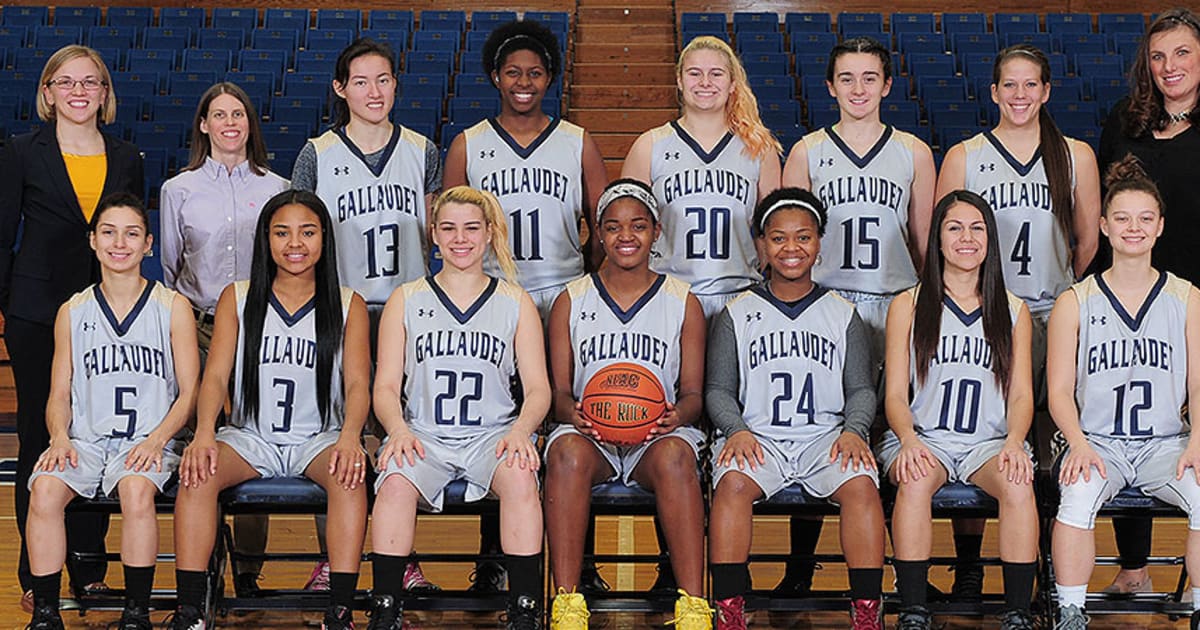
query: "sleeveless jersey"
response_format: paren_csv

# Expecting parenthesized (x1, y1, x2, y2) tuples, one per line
(908, 288, 1024, 448)
(962, 132, 1075, 313)
(311, 125, 432, 304)
(465, 118, 586, 292)
(1073, 272, 1190, 438)
(805, 125, 919, 294)
(230, 281, 353, 444)
(648, 122, 763, 296)
(567, 273, 690, 402)
(67, 281, 179, 442)
(401, 276, 522, 440)
(724, 284, 854, 443)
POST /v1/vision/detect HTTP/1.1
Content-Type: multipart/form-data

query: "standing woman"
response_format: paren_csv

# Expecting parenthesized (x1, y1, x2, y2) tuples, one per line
(879, 191, 1038, 629)
(169, 191, 370, 629)
(1095, 9, 1200, 592)
(0, 44, 143, 610)
(622, 35, 781, 320)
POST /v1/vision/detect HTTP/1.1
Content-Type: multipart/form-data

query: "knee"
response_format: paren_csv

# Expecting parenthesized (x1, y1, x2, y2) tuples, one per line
(494, 465, 539, 503)
(118, 478, 158, 518)
(376, 473, 418, 505)
(713, 472, 756, 505)
(895, 475, 940, 503)
(643, 439, 698, 481)
(835, 477, 882, 510)
(999, 479, 1036, 509)
(546, 436, 596, 480)
(29, 477, 68, 517)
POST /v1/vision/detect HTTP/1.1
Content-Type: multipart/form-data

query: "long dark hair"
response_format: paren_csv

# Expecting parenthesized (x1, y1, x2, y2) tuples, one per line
(992, 45, 1075, 255)
(185, 82, 270, 175)
(913, 190, 1013, 393)
(481, 20, 561, 85)
(331, 38, 396, 129)
(1124, 8, 1200, 136)
(239, 190, 344, 429)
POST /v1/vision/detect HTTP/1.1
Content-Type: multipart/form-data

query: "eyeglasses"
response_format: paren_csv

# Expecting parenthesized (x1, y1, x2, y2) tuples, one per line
(45, 77, 107, 92)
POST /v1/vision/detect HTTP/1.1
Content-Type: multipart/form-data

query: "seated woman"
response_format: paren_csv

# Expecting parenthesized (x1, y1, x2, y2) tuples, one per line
(26, 193, 199, 629)
(879, 191, 1038, 630)
(705, 187, 885, 630)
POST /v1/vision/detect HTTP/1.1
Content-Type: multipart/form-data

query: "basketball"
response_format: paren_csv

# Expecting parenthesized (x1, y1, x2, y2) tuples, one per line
(580, 362, 667, 445)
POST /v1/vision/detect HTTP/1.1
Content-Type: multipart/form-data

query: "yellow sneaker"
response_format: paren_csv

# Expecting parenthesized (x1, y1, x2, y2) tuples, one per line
(667, 589, 714, 630)
(550, 588, 590, 630)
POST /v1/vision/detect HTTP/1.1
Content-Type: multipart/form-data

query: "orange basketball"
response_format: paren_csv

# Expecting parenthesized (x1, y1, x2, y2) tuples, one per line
(580, 362, 666, 445)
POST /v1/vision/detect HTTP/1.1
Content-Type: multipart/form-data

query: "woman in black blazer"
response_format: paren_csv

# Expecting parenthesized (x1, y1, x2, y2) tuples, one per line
(0, 44, 143, 611)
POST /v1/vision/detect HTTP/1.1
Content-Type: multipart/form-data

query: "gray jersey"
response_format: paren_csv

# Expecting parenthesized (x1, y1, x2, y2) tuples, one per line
(401, 275, 522, 440)
(567, 272, 691, 403)
(311, 125, 433, 304)
(1073, 272, 1190, 438)
(805, 125, 919, 294)
(648, 122, 763, 296)
(908, 287, 1024, 447)
(963, 132, 1075, 313)
(230, 281, 353, 444)
(465, 118, 586, 292)
(724, 285, 854, 443)
(67, 281, 179, 442)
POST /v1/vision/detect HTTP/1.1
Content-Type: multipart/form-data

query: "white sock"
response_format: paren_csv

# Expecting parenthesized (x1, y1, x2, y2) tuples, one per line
(1056, 583, 1087, 609)
(1192, 587, 1200, 612)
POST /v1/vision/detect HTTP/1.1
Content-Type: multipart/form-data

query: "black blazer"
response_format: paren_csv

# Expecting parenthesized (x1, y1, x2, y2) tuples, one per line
(0, 123, 144, 325)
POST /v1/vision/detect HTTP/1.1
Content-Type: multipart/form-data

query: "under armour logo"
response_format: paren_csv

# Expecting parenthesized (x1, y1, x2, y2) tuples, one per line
(1090, 315, 1107, 325)
(979, 163, 996, 172)
(580, 311, 596, 321)
(819, 158, 834, 167)
(664, 151, 680, 160)
(480, 149, 495, 158)
(81, 321, 97, 332)
(333, 165, 350, 176)
(746, 312, 762, 322)
(417, 308, 434, 318)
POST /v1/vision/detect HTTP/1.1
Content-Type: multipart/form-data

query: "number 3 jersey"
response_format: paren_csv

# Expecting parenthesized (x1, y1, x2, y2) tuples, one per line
(907, 287, 1024, 447)
(962, 131, 1075, 313)
(67, 281, 179, 442)
(804, 125, 919, 295)
(230, 281, 353, 444)
(724, 285, 854, 443)
(1073, 272, 1190, 439)
(401, 276, 522, 440)
(464, 118, 586, 292)
(649, 122, 763, 296)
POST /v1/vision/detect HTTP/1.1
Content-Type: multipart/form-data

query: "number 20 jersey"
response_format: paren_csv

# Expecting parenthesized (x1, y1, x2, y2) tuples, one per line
(1074, 272, 1190, 439)
(230, 281, 352, 444)
(67, 281, 179, 442)
(402, 276, 521, 440)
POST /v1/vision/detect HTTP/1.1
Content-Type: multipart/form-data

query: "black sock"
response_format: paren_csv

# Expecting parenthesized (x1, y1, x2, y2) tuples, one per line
(175, 569, 206, 610)
(480, 514, 502, 555)
(787, 517, 823, 574)
(848, 567, 883, 601)
(893, 560, 929, 609)
(1002, 561, 1037, 612)
(954, 533, 983, 564)
(31, 571, 61, 609)
(505, 553, 543, 607)
(710, 562, 750, 600)
(329, 572, 358, 610)
(123, 564, 154, 610)
(1113, 517, 1153, 570)
(372, 553, 410, 599)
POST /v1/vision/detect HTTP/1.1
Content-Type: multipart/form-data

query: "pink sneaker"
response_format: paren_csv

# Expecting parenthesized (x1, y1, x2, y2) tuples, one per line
(715, 595, 747, 630)
(304, 560, 331, 591)
(402, 561, 440, 593)
(850, 598, 883, 630)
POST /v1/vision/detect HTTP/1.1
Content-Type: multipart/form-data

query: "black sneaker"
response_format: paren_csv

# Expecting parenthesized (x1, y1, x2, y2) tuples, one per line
(1191, 609, 1200, 630)
(467, 560, 507, 593)
(503, 595, 542, 630)
(950, 563, 984, 602)
(366, 594, 403, 630)
(896, 605, 933, 630)
(774, 561, 819, 594)
(650, 563, 677, 596)
(234, 572, 261, 597)
(116, 603, 153, 630)
(322, 604, 355, 630)
(1000, 609, 1036, 630)
(579, 562, 610, 595)
(167, 605, 205, 630)
(26, 604, 64, 630)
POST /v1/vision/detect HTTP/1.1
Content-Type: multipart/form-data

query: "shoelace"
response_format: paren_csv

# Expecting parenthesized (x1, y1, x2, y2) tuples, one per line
(551, 590, 590, 628)
(851, 600, 883, 630)
(716, 598, 747, 628)
(666, 590, 716, 628)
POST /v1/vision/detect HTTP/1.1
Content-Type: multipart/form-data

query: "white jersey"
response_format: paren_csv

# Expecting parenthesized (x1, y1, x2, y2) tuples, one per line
(908, 287, 1024, 448)
(648, 122, 763, 296)
(401, 276, 522, 440)
(230, 281, 353, 444)
(805, 125, 919, 294)
(465, 118, 586, 292)
(1074, 272, 1190, 438)
(311, 125, 433, 304)
(962, 132, 1075, 313)
(724, 285, 854, 443)
(567, 273, 690, 403)
(67, 281, 179, 442)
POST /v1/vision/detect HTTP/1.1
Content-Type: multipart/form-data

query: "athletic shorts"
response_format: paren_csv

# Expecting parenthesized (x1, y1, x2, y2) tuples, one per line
(876, 430, 1029, 484)
(374, 425, 524, 512)
(1057, 433, 1200, 530)
(833, 289, 899, 376)
(29, 435, 181, 498)
(696, 292, 741, 321)
(544, 423, 705, 488)
(529, 284, 567, 324)
(711, 426, 878, 500)
(215, 426, 343, 479)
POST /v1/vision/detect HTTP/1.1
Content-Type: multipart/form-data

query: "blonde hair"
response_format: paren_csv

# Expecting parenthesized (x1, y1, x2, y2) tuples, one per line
(37, 45, 117, 125)
(432, 186, 518, 282)
(676, 36, 781, 161)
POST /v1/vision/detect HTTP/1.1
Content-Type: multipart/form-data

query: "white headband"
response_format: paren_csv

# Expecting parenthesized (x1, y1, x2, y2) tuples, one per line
(760, 199, 823, 231)
(597, 183, 659, 221)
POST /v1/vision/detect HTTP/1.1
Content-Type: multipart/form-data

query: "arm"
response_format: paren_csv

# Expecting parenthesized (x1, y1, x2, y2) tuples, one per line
(441, 131, 468, 189)
(619, 130, 655, 183)
(158, 179, 185, 290)
(780, 139, 811, 188)
(290, 142, 318, 192)
(831, 310, 879, 472)
(0, 140, 24, 314)
(547, 290, 595, 435)
(1177, 287, 1200, 482)
(883, 291, 937, 483)
(580, 130, 609, 271)
(757, 146, 782, 201)
(179, 284, 239, 487)
(706, 308, 765, 470)
(908, 138, 938, 270)
(1045, 289, 1105, 484)
(329, 293, 371, 488)
(495, 291, 553, 469)
(649, 293, 707, 435)
(127, 293, 201, 472)
(40, 304, 77, 471)
(1068, 139, 1102, 277)
(372, 286, 424, 468)
(999, 302, 1035, 484)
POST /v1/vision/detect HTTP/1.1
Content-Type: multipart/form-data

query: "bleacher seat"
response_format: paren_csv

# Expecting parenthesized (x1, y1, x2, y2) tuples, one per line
(1003, 32, 1056, 52)
(294, 50, 339, 75)
(53, 7, 101, 29)
(682, 26, 728, 43)
(807, 98, 839, 128)
(368, 9, 414, 33)
(881, 100, 920, 129)
(928, 101, 982, 128)
(113, 93, 144, 123)
(316, 9, 361, 34)
(183, 49, 233, 74)
(250, 29, 300, 65)
(1047, 100, 1101, 126)
(1049, 76, 1085, 101)
(15, 47, 56, 73)
(1097, 14, 1145, 35)
(682, 12, 725, 32)
(0, 24, 27, 46)
(224, 71, 273, 114)
(360, 28, 408, 50)
(909, 57, 955, 78)
(526, 11, 569, 35)
(742, 52, 790, 76)
(785, 13, 831, 34)
(891, 12, 936, 34)
(837, 12, 884, 36)
(419, 10, 467, 33)
(306, 29, 354, 52)
(951, 33, 998, 56)
(941, 13, 987, 36)
(917, 75, 968, 102)
(112, 69, 164, 98)
(199, 28, 247, 51)
(143, 26, 191, 50)
(270, 96, 323, 132)
(790, 31, 837, 56)
(760, 100, 801, 129)
(840, 28, 888, 45)
(413, 30, 460, 53)
(2, 6, 48, 28)
(961, 52, 996, 78)
(470, 10, 518, 32)
(34, 26, 82, 50)
(1059, 33, 1109, 57)
(405, 50, 454, 75)
(168, 71, 219, 99)
(399, 73, 448, 100)
(1074, 54, 1126, 80)
(1046, 13, 1093, 35)
(132, 120, 187, 153)
(151, 94, 197, 125)
(264, 9, 310, 32)
(105, 7, 153, 30)
(732, 12, 777, 33)
(448, 95, 499, 124)
(212, 8, 258, 32)
(454, 73, 493, 98)
(935, 125, 979, 149)
(795, 52, 830, 78)
(88, 25, 138, 50)
(159, 8, 206, 32)
(283, 72, 333, 100)
(736, 31, 784, 53)
(898, 33, 946, 56)
(238, 49, 287, 81)
(994, 13, 1042, 37)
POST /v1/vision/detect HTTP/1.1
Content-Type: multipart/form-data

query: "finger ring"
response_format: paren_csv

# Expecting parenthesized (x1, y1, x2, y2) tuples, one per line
(353, 462, 362, 467)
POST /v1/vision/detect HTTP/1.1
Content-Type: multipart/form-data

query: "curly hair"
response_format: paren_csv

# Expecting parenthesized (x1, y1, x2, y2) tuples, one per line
(481, 20, 561, 85)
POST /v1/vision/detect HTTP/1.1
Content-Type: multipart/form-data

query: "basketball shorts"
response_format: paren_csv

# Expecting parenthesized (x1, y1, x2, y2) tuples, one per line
(545, 423, 705, 488)
(29, 435, 181, 498)
(711, 426, 878, 500)
(215, 426, 344, 479)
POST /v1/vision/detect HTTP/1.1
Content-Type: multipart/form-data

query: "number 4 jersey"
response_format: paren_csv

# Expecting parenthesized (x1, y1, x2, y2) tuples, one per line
(67, 281, 179, 442)
(1074, 272, 1190, 439)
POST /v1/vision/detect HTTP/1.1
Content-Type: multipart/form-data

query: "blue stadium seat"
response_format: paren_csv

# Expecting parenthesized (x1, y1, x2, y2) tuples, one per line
(183, 49, 232, 74)
(1049, 76, 1085, 101)
(132, 120, 187, 153)
(994, 13, 1041, 37)
(837, 12, 884, 36)
(316, 9, 361, 34)
(399, 73, 448, 100)
(807, 98, 839, 128)
(263, 9, 309, 32)
(891, 12, 935, 34)
(525, 12, 569, 34)
(307, 29, 354, 52)
(785, 12, 831, 34)
(681, 26, 729, 43)
(736, 31, 784, 53)
(1060, 124, 1100, 152)
(750, 74, 795, 97)
(238, 49, 287, 81)
(2, 6, 48, 28)
(470, 10, 518, 32)
(250, 29, 300, 65)
(1002, 32, 1055, 52)
(1047, 100, 1101, 126)
(886, 75, 911, 100)
(732, 12, 777, 33)
(212, 8, 258, 32)
(394, 95, 443, 120)
(91, 47, 124, 72)
(800, 75, 830, 99)
(1058, 32, 1109, 57)
(168, 71, 219, 99)
(143, 26, 191, 50)
(448, 95, 499, 125)
(935, 125, 979, 149)
(104, 7, 152, 29)
(0, 24, 27, 46)
(788, 32, 835, 58)
(743, 52, 790, 76)
(34, 26, 83, 50)
(910, 57, 955, 78)
(395, 106, 439, 135)
(15, 47, 56, 73)
(88, 25, 137, 50)
(54, 7, 101, 29)
(682, 12, 725, 32)
(898, 32, 946, 56)
(881, 100, 920, 128)
(159, 8, 206, 32)
(198, 28, 247, 51)
(951, 32, 998, 56)
(454, 73, 493, 98)
(795, 52, 830, 78)
(1097, 14, 1145, 35)
(413, 30, 460, 53)
(269, 96, 323, 132)
(405, 50, 453, 75)
(296, 50, 342, 77)
(759, 99, 800, 128)
(368, 10, 414, 33)
(961, 52, 996, 77)
(283, 72, 332, 100)
(419, 10, 467, 33)
(360, 28, 409, 50)
(224, 71, 273, 114)
(1045, 13, 1093, 35)
(917, 75, 968, 102)
(928, 101, 982, 128)
(0, 33, 23, 68)
(840, 28, 888, 46)
(112, 69, 164, 97)
(151, 94, 197, 125)
(113, 93, 144, 124)
(941, 13, 986, 36)
(464, 30, 490, 53)
(1074, 53, 1126, 79)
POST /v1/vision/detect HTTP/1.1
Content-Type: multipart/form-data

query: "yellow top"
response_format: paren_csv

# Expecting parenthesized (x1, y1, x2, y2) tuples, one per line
(62, 152, 108, 222)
